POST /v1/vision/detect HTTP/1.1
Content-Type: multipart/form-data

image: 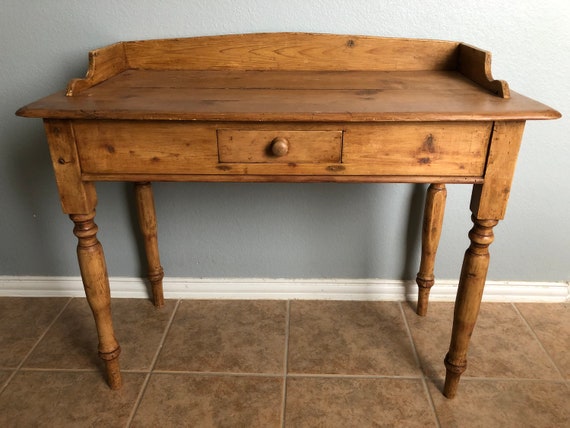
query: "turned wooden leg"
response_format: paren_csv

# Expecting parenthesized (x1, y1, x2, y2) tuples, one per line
(416, 183, 447, 316)
(71, 211, 122, 389)
(443, 216, 498, 398)
(134, 182, 165, 307)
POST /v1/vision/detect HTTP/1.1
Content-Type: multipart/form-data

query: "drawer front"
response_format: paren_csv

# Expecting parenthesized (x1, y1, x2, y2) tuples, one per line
(74, 120, 490, 180)
(342, 122, 492, 177)
(217, 129, 343, 163)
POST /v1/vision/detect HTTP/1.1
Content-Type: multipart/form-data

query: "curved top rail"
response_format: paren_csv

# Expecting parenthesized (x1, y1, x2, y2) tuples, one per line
(123, 32, 460, 72)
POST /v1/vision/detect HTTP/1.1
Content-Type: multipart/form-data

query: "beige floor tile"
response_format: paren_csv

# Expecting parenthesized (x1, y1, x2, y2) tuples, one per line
(2, 297, 568, 426)
(429, 379, 570, 428)
(155, 300, 287, 373)
(24, 298, 176, 371)
(288, 301, 420, 376)
(285, 376, 437, 427)
(0, 371, 145, 427)
(403, 302, 562, 380)
(516, 303, 570, 379)
(131, 373, 283, 427)
(0, 297, 69, 368)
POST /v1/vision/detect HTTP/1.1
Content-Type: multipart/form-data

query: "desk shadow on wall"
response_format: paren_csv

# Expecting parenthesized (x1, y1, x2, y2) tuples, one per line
(124, 181, 427, 302)
(5, 119, 74, 276)
(401, 183, 427, 311)
(125, 182, 159, 299)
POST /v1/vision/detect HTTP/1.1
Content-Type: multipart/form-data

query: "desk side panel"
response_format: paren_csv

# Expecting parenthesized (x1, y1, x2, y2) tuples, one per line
(470, 121, 526, 219)
(44, 120, 97, 214)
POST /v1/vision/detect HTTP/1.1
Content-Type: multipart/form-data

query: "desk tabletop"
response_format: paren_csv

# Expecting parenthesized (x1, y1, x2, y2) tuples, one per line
(16, 33, 560, 122)
(17, 69, 558, 122)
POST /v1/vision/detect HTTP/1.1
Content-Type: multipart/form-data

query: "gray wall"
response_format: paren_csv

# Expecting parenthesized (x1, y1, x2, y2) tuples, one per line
(1, 1, 569, 282)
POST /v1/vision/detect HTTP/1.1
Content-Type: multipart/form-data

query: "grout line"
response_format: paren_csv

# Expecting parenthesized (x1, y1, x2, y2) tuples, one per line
(18, 297, 73, 367)
(0, 370, 15, 397)
(17, 367, 99, 373)
(426, 375, 569, 384)
(16, 367, 149, 375)
(149, 370, 284, 378)
(420, 377, 441, 428)
(398, 302, 441, 428)
(286, 373, 423, 380)
(140, 370, 424, 380)
(0, 297, 73, 396)
(511, 303, 566, 380)
(398, 302, 422, 369)
(126, 299, 181, 427)
(280, 300, 291, 428)
(1, 371, 17, 397)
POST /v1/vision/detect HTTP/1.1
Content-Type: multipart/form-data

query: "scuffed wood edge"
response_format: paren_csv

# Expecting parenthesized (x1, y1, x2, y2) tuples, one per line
(470, 121, 525, 219)
(43, 119, 97, 213)
(66, 42, 128, 96)
(458, 43, 510, 98)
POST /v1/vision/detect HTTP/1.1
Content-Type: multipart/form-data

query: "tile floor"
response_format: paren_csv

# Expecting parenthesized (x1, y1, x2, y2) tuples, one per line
(0, 297, 568, 427)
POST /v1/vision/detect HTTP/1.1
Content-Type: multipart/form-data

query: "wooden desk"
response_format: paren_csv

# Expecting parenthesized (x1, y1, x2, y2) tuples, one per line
(16, 33, 560, 398)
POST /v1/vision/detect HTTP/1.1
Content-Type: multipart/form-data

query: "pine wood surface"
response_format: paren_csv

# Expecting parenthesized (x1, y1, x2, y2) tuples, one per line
(122, 33, 460, 72)
(17, 70, 558, 122)
(134, 182, 164, 308)
(416, 183, 447, 316)
(15, 33, 561, 398)
(71, 120, 490, 180)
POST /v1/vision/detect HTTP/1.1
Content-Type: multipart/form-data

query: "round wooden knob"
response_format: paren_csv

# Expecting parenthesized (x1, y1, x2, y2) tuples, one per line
(270, 137, 289, 157)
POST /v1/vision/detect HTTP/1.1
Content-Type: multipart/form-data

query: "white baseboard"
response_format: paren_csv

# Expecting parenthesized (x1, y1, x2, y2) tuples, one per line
(0, 276, 568, 302)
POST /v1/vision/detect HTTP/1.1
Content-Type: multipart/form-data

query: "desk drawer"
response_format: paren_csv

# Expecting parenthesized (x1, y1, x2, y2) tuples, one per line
(217, 129, 343, 163)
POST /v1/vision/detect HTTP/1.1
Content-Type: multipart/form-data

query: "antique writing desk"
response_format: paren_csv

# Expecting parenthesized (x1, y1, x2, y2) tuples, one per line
(16, 33, 560, 398)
